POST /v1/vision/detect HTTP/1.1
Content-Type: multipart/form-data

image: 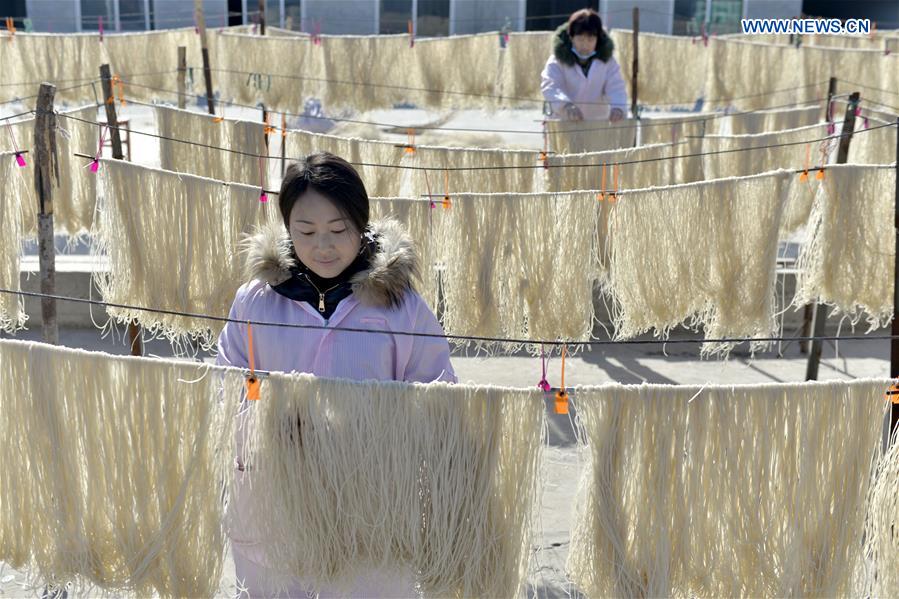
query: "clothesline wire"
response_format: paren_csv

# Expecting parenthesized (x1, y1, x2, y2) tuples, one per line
(53, 110, 897, 172)
(859, 98, 899, 116)
(0, 80, 101, 107)
(120, 90, 845, 137)
(65, 152, 894, 197)
(841, 79, 899, 101)
(0, 110, 36, 123)
(0, 70, 179, 89)
(2, 287, 896, 349)
(197, 67, 829, 108)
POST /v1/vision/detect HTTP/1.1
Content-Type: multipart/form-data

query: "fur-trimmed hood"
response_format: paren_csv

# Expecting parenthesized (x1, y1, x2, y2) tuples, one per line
(241, 218, 419, 309)
(552, 23, 615, 65)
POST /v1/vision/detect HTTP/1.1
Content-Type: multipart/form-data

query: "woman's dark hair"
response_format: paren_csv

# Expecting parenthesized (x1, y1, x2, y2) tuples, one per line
(278, 152, 370, 233)
(567, 8, 604, 38)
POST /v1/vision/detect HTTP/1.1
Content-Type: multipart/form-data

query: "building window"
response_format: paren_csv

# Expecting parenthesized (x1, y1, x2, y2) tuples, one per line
(381, 0, 412, 34)
(418, 0, 449, 36)
(526, 0, 598, 31)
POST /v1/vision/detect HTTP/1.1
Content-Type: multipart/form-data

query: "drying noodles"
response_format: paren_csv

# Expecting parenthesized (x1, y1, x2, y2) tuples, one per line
(0, 338, 237, 597)
(156, 105, 266, 186)
(610, 30, 708, 106)
(603, 171, 788, 354)
(793, 164, 896, 329)
(0, 153, 27, 333)
(546, 119, 637, 154)
(723, 103, 821, 135)
(92, 160, 272, 347)
(569, 377, 891, 597)
(238, 372, 543, 597)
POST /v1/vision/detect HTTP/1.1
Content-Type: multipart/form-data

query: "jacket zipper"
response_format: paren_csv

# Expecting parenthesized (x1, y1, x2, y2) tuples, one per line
(302, 274, 341, 313)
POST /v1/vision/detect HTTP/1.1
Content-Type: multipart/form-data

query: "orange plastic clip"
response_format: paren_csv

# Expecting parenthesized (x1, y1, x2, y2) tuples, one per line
(815, 168, 825, 180)
(5, 17, 15, 38)
(405, 128, 416, 154)
(608, 164, 619, 203)
(112, 75, 126, 107)
(281, 113, 288, 138)
(598, 163, 606, 201)
(442, 168, 451, 209)
(554, 345, 569, 414)
(246, 322, 261, 400)
(886, 381, 899, 404)
(799, 144, 810, 182)
(408, 20, 415, 47)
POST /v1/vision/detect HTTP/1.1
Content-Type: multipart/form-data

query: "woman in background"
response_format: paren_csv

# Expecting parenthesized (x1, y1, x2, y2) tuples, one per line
(541, 8, 628, 122)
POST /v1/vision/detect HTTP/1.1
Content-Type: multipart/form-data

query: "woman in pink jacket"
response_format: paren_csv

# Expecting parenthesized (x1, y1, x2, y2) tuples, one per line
(541, 8, 628, 122)
(217, 152, 456, 597)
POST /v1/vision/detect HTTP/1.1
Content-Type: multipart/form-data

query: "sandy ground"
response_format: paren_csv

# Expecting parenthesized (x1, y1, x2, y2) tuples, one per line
(0, 101, 890, 597)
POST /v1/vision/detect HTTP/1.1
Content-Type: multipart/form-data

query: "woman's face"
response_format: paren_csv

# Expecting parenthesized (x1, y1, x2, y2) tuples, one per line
(288, 189, 362, 279)
(572, 33, 598, 56)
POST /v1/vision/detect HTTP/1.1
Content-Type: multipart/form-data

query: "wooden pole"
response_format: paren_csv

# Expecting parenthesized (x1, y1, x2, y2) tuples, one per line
(824, 76, 837, 125)
(800, 75, 840, 354)
(259, 0, 266, 35)
(891, 116, 899, 437)
(261, 104, 269, 147)
(631, 7, 639, 123)
(177, 45, 187, 110)
(101, 64, 143, 356)
(195, 0, 216, 115)
(806, 91, 860, 380)
(281, 112, 287, 178)
(34, 83, 58, 345)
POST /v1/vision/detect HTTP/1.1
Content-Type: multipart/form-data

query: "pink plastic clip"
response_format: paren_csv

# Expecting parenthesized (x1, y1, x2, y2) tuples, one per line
(863, 117, 870, 129)
(537, 345, 551, 392)
(90, 159, 100, 173)
(14, 152, 26, 167)
(98, 16, 103, 42)
(855, 106, 862, 117)
(259, 190, 268, 203)
(827, 122, 836, 135)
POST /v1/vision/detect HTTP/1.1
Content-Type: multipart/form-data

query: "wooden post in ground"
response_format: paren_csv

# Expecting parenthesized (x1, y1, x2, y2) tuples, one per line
(177, 45, 187, 110)
(631, 7, 639, 146)
(101, 64, 143, 356)
(824, 76, 837, 125)
(33, 83, 58, 345)
(891, 116, 899, 437)
(805, 91, 860, 380)
(195, 0, 216, 115)
(259, 0, 266, 35)
(281, 112, 287, 177)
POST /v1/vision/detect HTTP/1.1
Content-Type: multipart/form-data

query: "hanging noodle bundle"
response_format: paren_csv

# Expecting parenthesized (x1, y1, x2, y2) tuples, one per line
(0, 153, 27, 333)
(238, 372, 543, 597)
(434, 191, 600, 352)
(0, 338, 237, 597)
(155, 105, 266, 186)
(569, 377, 892, 597)
(603, 170, 788, 355)
(92, 160, 272, 347)
(723, 103, 821, 135)
(793, 163, 896, 329)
